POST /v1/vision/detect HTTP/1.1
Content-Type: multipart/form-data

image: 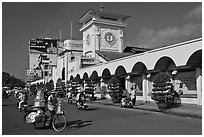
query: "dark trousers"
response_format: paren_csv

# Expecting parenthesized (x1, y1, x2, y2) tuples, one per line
(132, 97, 136, 106)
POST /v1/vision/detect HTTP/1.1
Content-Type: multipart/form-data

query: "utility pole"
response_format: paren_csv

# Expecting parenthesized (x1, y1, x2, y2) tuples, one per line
(60, 29, 62, 41)
(70, 21, 73, 40)
(100, 2, 103, 12)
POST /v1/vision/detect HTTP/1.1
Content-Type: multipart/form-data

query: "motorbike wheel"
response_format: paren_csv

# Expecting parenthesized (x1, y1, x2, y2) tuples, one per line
(120, 102, 123, 107)
(52, 114, 66, 132)
(128, 102, 133, 108)
(34, 116, 45, 129)
(76, 102, 81, 109)
(24, 112, 29, 123)
(82, 105, 88, 110)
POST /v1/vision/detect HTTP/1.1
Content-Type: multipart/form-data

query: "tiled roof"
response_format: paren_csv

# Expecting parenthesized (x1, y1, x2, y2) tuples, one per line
(124, 46, 151, 54)
(96, 50, 133, 61)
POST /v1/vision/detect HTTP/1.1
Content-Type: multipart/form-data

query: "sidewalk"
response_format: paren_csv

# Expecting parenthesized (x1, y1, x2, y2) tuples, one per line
(91, 98, 202, 119)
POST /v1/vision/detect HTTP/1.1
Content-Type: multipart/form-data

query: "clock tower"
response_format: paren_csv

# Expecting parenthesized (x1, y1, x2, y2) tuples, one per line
(78, 9, 130, 58)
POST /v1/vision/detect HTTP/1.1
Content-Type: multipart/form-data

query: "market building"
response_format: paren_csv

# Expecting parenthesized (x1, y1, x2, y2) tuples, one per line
(27, 8, 202, 106)
(64, 9, 202, 106)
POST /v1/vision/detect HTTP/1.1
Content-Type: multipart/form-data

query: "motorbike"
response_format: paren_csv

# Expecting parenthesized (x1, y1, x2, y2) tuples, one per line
(76, 100, 88, 110)
(120, 97, 133, 108)
(18, 101, 28, 112)
(25, 100, 67, 132)
(75, 92, 88, 110)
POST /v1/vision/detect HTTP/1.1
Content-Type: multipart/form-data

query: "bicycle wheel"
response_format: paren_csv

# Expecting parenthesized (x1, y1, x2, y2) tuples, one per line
(52, 114, 66, 132)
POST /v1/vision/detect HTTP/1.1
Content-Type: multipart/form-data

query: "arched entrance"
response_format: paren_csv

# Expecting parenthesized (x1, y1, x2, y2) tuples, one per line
(115, 65, 127, 90)
(152, 56, 176, 90)
(130, 62, 148, 96)
(62, 67, 65, 80)
(174, 50, 202, 104)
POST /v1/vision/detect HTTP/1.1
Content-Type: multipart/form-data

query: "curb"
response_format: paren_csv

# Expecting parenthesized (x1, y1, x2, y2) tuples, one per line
(164, 110, 202, 119)
(90, 101, 202, 119)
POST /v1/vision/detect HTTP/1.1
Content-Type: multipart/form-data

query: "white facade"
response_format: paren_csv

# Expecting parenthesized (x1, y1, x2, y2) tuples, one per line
(52, 40, 83, 85)
(68, 38, 202, 105)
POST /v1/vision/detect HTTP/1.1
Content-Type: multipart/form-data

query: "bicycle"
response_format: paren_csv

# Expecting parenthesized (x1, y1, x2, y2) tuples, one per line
(25, 99, 67, 132)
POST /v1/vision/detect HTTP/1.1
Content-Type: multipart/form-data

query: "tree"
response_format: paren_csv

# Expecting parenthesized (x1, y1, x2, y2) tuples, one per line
(2, 72, 26, 88)
(151, 72, 181, 110)
(56, 78, 65, 91)
(107, 76, 123, 103)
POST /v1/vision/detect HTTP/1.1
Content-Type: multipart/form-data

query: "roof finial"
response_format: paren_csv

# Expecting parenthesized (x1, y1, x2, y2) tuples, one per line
(100, 2, 103, 12)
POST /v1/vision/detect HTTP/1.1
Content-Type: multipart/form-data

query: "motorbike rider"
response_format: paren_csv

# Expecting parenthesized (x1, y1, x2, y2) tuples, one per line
(121, 89, 132, 107)
(18, 87, 28, 111)
(66, 90, 72, 103)
(75, 86, 86, 108)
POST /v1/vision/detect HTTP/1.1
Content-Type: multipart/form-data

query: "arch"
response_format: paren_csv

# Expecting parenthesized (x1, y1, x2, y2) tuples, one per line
(90, 70, 99, 80)
(115, 65, 127, 76)
(75, 74, 81, 82)
(186, 50, 202, 68)
(82, 72, 89, 80)
(61, 67, 65, 80)
(154, 56, 176, 71)
(131, 62, 148, 75)
(102, 68, 111, 79)
(69, 75, 74, 81)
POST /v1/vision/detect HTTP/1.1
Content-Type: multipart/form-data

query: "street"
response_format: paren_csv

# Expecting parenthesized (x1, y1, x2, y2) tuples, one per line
(2, 96, 202, 135)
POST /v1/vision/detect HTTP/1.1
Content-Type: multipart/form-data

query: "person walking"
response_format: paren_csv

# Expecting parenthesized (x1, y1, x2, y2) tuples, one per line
(130, 84, 139, 107)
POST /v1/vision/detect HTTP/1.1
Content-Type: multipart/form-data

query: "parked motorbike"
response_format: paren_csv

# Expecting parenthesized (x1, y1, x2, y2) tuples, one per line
(120, 97, 133, 108)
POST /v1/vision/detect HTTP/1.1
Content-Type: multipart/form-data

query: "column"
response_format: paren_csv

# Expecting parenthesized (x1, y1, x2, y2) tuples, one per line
(196, 67, 202, 107)
(65, 52, 68, 83)
(100, 78, 105, 98)
(125, 75, 131, 92)
(142, 74, 147, 103)
(146, 74, 151, 102)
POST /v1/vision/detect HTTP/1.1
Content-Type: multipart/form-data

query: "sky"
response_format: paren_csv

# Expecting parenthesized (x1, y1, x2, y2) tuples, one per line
(2, 1, 202, 80)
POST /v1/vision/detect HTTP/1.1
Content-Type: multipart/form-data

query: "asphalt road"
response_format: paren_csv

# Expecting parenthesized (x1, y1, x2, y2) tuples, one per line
(2, 95, 202, 135)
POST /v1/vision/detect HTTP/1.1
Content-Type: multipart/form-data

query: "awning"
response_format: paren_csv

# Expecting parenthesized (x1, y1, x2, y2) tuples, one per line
(30, 79, 44, 85)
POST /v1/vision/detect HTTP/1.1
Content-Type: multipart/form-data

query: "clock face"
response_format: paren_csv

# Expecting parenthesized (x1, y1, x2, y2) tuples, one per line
(86, 34, 90, 45)
(104, 32, 116, 46)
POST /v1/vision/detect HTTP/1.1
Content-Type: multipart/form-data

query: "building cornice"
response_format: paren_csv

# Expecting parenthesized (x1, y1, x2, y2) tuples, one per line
(79, 19, 127, 32)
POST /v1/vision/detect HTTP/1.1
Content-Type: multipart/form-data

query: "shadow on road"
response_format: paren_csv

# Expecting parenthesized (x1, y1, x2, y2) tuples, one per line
(85, 108, 100, 111)
(67, 120, 93, 129)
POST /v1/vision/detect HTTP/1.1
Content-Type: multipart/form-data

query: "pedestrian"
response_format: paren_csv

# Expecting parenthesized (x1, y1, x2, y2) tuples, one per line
(130, 84, 139, 107)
